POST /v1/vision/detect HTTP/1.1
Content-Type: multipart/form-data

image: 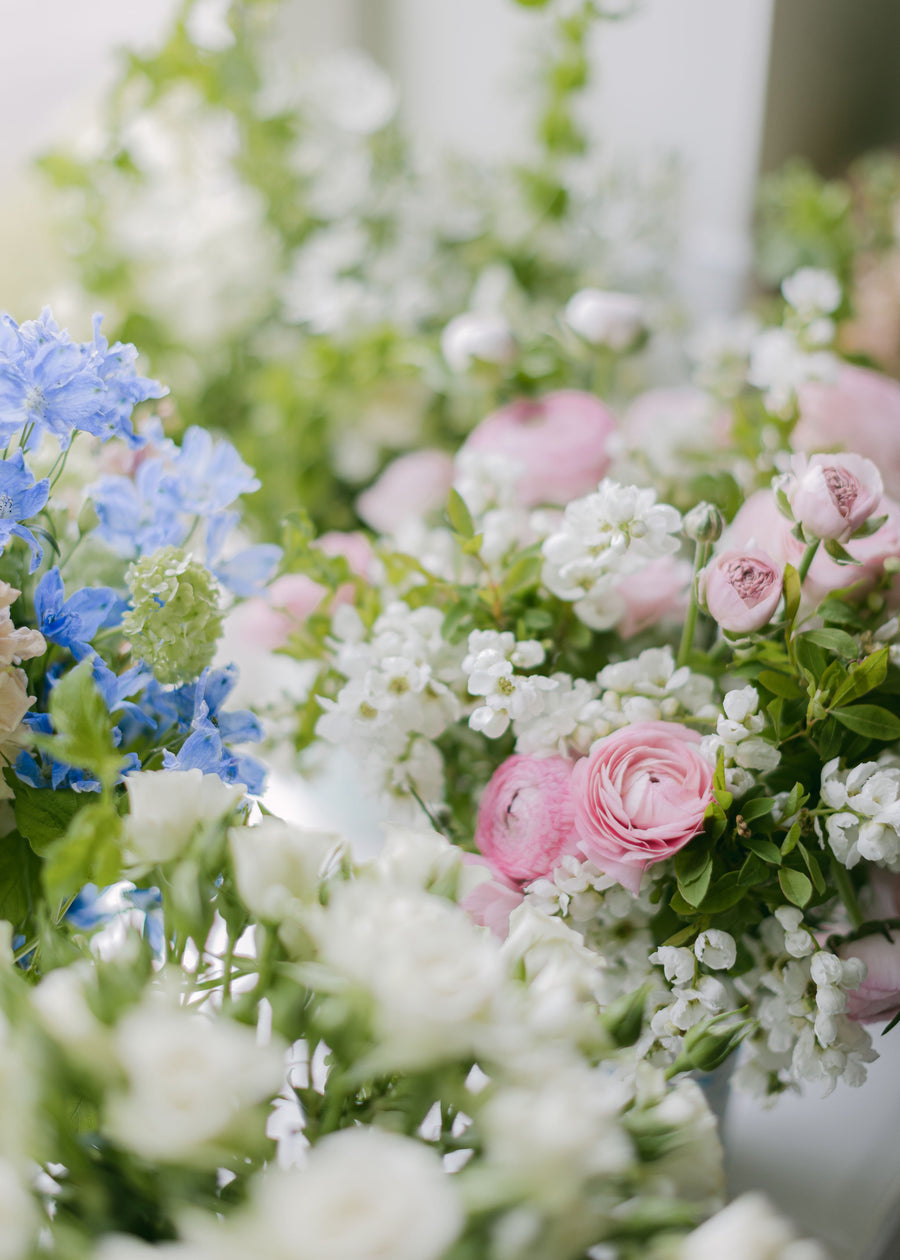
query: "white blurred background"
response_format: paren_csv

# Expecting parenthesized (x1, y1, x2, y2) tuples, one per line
(3, 2, 900, 1256)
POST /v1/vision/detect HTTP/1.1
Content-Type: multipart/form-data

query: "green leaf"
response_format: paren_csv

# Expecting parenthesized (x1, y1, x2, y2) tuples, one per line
(34, 661, 124, 788)
(446, 489, 475, 539)
(823, 538, 858, 565)
(674, 848, 713, 908)
(798, 843, 827, 895)
(700, 872, 746, 913)
(833, 704, 900, 741)
(830, 647, 889, 709)
(0, 831, 41, 929)
(13, 781, 83, 856)
(740, 797, 776, 822)
(783, 563, 802, 627)
(43, 802, 123, 906)
(781, 820, 802, 855)
(742, 836, 782, 864)
(758, 670, 803, 700)
(738, 854, 770, 887)
(461, 534, 484, 556)
(783, 783, 808, 818)
(798, 628, 860, 658)
(779, 867, 813, 908)
(499, 554, 543, 600)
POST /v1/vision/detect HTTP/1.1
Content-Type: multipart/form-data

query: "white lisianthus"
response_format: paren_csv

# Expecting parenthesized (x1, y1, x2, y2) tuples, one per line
(104, 1001, 284, 1163)
(680, 1192, 827, 1259)
(371, 825, 476, 897)
(223, 1127, 463, 1260)
(230, 818, 344, 922)
(125, 769, 246, 866)
(31, 961, 113, 1072)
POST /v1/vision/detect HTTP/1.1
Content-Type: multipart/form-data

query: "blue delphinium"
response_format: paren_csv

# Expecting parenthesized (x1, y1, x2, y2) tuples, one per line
(0, 451, 50, 572)
(35, 567, 124, 660)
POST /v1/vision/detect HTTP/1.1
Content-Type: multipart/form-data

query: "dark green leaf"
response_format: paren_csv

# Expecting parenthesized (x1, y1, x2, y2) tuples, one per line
(833, 704, 900, 741)
(0, 831, 41, 929)
(43, 802, 123, 905)
(742, 836, 782, 864)
(799, 628, 860, 658)
(758, 670, 803, 700)
(674, 847, 713, 908)
(738, 854, 770, 887)
(830, 648, 889, 709)
(798, 843, 827, 895)
(700, 872, 746, 913)
(499, 554, 543, 599)
(740, 797, 776, 822)
(779, 867, 813, 908)
(13, 782, 83, 857)
(783, 563, 802, 627)
(782, 820, 802, 855)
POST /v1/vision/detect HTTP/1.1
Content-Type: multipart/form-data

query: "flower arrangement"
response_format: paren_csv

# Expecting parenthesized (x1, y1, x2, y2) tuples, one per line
(38, 0, 672, 537)
(274, 263, 900, 1102)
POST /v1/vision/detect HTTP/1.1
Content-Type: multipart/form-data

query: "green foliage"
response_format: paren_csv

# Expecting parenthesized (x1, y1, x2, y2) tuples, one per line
(33, 660, 124, 789)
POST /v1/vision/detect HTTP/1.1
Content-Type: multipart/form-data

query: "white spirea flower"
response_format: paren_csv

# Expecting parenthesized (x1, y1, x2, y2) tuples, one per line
(681, 1191, 828, 1260)
(230, 818, 344, 922)
(694, 930, 737, 971)
(564, 288, 645, 350)
(233, 1128, 462, 1260)
(463, 629, 555, 739)
(821, 754, 900, 870)
(701, 685, 780, 780)
(105, 1002, 284, 1163)
(124, 769, 245, 866)
(441, 312, 515, 373)
(782, 268, 842, 321)
(651, 946, 696, 986)
(774, 907, 815, 958)
(747, 327, 837, 417)
(308, 882, 505, 1069)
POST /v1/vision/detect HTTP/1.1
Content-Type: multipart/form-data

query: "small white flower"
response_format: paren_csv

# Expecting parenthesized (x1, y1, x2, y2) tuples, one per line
(694, 930, 737, 971)
(651, 945, 696, 986)
(124, 769, 246, 867)
(230, 818, 343, 923)
(564, 288, 645, 350)
(782, 267, 842, 320)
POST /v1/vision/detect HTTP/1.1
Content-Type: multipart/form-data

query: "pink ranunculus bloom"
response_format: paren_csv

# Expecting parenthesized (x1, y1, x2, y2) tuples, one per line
(795, 364, 900, 500)
(839, 931, 900, 1024)
(356, 450, 455, 533)
(727, 488, 900, 607)
(615, 556, 691, 639)
(788, 452, 884, 543)
(474, 755, 579, 887)
(572, 721, 714, 895)
(699, 548, 783, 634)
(459, 854, 524, 939)
(462, 390, 616, 508)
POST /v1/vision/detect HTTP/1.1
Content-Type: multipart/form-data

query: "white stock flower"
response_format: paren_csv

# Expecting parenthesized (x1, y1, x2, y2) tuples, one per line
(821, 755, 900, 870)
(463, 629, 555, 739)
(231, 1128, 462, 1260)
(701, 686, 780, 780)
(105, 1001, 284, 1163)
(564, 288, 645, 350)
(230, 818, 344, 922)
(681, 1191, 827, 1260)
(124, 769, 245, 866)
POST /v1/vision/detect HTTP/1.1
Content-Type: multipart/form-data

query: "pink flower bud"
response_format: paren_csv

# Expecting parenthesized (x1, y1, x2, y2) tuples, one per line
(462, 390, 616, 507)
(572, 721, 714, 894)
(699, 548, 783, 634)
(356, 450, 455, 533)
(474, 755, 578, 886)
(788, 453, 883, 543)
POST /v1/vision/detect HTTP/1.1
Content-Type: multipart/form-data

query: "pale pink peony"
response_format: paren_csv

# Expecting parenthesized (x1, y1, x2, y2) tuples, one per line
(459, 854, 524, 939)
(615, 556, 691, 639)
(727, 488, 900, 607)
(795, 364, 900, 499)
(356, 450, 455, 533)
(839, 931, 900, 1024)
(699, 548, 783, 634)
(462, 390, 616, 507)
(474, 755, 578, 887)
(788, 453, 883, 543)
(572, 721, 714, 894)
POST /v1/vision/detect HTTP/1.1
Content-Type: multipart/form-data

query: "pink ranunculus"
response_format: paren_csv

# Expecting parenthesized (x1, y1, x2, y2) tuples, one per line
(474, 755, 578, 887)
(572, 721, 714, 894)
(788, 453, 884, 543)
(838, 931, 900, 1024)
(699, 548, 783, 634)
(241, 574, 327, 651)
(316, 530, 374, 578)
(356, 450, 455, 533)
(462, 390, 616, 508)
(459, 854, 524, 939)
(795, 364, 900, 499)
(615, 556, 691, 639)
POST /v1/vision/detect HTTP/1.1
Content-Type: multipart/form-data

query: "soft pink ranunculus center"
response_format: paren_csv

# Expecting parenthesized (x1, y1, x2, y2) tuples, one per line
(823, 466, 860, 518)
(504, 785, 540, 835)
(723, 557, 776, 606)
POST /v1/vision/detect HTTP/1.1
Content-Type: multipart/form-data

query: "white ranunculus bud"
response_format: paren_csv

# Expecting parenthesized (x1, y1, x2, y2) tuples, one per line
(125, 769, 245, 867)
(564, 288, 645, 350)
(441, 313, 515, 373)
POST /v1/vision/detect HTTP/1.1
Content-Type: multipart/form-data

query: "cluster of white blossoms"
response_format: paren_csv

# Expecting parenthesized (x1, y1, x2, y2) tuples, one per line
(462, 629, 555, 738)
(820, 753, 900, 870)
(700, 685, 781, 795)
(733, 914, 876, 1099)
(648, 935, 737, 1054)
(541, 480, 683, 629)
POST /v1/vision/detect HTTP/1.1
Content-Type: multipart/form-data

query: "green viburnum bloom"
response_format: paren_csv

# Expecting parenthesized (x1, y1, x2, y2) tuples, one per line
(123, 547, 223, 684)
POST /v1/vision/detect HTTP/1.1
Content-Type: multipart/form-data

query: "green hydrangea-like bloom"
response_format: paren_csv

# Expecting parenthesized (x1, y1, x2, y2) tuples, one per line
(123, 547, 224, 685)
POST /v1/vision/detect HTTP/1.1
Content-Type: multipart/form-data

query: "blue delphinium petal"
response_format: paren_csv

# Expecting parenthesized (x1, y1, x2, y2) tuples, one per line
(35, 567, 122, 660)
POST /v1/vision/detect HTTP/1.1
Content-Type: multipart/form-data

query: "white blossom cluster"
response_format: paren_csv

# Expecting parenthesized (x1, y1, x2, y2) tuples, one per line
(541, 480, 682, 629)
(821, 753, 900, 870)
(454, 449, 532, 566)
(463, 629, 555, 738)
(700, 685, 781, 795)
(648, 936, 737, 1053)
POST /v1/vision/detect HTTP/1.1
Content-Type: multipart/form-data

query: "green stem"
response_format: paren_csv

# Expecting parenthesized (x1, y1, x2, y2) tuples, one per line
(831, 856, 864, 930)
(222, 930, 235, 1007)
(796, 539, 820, 584)
(676, 540, 711, 669)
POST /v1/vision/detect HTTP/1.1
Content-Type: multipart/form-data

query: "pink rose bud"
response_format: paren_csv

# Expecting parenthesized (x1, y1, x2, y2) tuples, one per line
(356, 450, 455, 533)
(838, 931, 900, 1024)
(572, 721, 714, 894)
(788, 453, 884, 543)
(699, 548, 783, 634)
(462, 390, 616, 507)
(459, 854, 524, 938)
(795, 364, 900, 500)
(474, 755, 578, 887)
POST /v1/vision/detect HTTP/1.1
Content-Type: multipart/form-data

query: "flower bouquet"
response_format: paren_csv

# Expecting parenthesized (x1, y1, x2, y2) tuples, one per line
(276, 264, 900, 1102)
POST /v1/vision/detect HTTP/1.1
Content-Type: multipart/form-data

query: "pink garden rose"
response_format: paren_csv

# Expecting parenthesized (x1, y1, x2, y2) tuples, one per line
(839, 930, 900, 1024)
(615, 556, 691, 639)
(699, 548, 783, 634)
(474, 755, 578, 887)
(788, 453, 883, 543)
(462, 390, 616, 507)
(795, 365, 900, 499)
(572, 721, 714, 894)
(356, 450, 455, 533)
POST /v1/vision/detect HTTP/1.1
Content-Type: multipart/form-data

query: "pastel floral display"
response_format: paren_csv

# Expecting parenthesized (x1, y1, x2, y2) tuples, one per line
(278, 263, 900, 1104)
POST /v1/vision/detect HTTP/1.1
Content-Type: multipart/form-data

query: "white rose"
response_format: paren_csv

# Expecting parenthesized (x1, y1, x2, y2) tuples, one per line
(230, 818, 343, 922)
(125, 769, 246, 866)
